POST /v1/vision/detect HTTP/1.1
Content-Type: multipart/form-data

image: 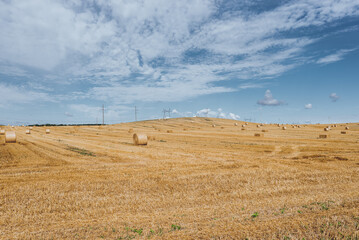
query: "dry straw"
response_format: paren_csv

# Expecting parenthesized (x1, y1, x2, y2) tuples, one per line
(46, 129, 50, 134)
(5, 131, 16, 143)
(133, 133, 148, 145)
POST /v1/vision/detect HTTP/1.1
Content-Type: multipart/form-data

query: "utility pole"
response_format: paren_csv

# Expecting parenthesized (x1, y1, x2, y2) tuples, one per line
(102, 104, 105, 125)
(162, 108, 171, 119)
(135, 106, 138, 121)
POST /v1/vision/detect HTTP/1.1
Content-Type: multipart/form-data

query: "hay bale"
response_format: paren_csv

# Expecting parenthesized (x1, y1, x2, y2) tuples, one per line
(133, 133, 148, 145)
(245, 122, 248, 125)
(167, 130, 173, 133)
(234, 123, 238, 126)
(257, 125, 260, 128)
(324, 128, 329, 131)
(221, 127, 224, 129)
(282, 127, 287, 130)
(128, 128, 134, 133)
(183, 128, 188, 131)
(345, 127, 349, 130)
(319, 134, 328, 139)
(0, 129, 4, 135)
(46, 129, 50, 134)
(212, 124, 216, 127)
(29, 127, 33, 130)
(5, 131, 16, 143)
(254, 133, 263, 137)
(147, 136, 156, 141)
(261, 130, 268, 132)
(26, 130, 31, 134)
(242, 125, 245, 127)
(241, 128, 245, 130)
(341, 131, 347, 134)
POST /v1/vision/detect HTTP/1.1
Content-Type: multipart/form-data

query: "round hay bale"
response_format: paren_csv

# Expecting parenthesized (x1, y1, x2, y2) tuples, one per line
(128, 128, 134, 133)
(46, 129, 50, 134)
(254, 133, 263, 137)
(212, 124, 216, 127)
(324, 128, 329, 131)
(257, 125, 260, 128)
(242, 125, 246, 127)
(221, 127, 224, 129)
(282, 127, 287, 130)
(5, 131, 16, 143)
(245, 122, 248, 125)
(319, 134, 328, 139)
(167, 130, 173, 133)
(133, 133, 148, 145)
(261, 129, 268, 132)
(26, 130, 31, 134)
(241, 128, 245, 130)
(147, 136, 156, 141)
(234, 123, 238, 126)
(345, 127, 349, 130)
(341, 131, 347, 134)
(0, 129, 5, 135)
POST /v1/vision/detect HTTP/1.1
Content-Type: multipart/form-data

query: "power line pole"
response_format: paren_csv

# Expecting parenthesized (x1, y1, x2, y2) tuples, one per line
(135, 106, 138, 121)
(102, 104, 105, 125)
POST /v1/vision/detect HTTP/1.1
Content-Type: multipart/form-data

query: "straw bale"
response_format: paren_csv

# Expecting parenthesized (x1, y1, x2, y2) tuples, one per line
(345, 127, 349, 130)
(282, 127, 287, 130)
(0, 129, 4, 135)
(128, 128, 133, 133)
(241, 128, 245, 130)
(319, 134, 328, 139)
(133, 133, 148, 145)
(234, 123, 238, 126)
(341, 131, 347, 134)
(262, 130, 268, 132)
(5, 131, 16, 143)
(26, 130, 31, 134)
(212, 124, 216, 127)
(147, 136, 156, 141)
(167, 130, 173, 133)
(46, 129, 50, 134)
(254, 133, 263, 137)
(324, 128, 329, 131)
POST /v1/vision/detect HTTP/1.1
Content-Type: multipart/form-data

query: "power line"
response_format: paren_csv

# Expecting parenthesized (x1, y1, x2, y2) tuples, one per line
(162, 108, 171, 119)
(135, 106, 138, 121)
(102, 104, 105, 125)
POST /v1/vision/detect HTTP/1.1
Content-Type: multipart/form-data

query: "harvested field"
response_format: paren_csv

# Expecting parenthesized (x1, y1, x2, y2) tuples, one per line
(1, 118, 359, 239)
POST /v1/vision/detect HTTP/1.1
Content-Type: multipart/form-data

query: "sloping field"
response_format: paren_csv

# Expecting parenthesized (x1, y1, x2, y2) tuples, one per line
(1, 118, 359, 239)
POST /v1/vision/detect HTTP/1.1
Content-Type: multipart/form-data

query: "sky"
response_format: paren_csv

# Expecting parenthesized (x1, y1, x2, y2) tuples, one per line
(0, 0, 359, 125)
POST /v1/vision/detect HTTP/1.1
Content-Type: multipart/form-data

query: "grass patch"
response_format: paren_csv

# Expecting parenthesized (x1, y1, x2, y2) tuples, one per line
(66, 146, 96, 157)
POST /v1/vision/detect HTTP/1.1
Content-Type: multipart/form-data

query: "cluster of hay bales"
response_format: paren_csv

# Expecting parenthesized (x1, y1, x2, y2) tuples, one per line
(5, 131, 16, 143)
(242, 124, 246, 127)
(133, 133, 148, 145)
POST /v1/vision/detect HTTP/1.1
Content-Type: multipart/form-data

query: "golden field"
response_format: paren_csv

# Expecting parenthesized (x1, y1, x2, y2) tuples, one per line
(0, 118, 359, 239)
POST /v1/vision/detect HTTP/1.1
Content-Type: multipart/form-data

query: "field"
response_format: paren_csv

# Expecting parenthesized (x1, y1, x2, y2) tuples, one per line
(1, 118, 359, 239)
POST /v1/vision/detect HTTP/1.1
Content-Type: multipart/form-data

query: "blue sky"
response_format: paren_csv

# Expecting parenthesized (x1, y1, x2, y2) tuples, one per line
(0, 0, 359, 125)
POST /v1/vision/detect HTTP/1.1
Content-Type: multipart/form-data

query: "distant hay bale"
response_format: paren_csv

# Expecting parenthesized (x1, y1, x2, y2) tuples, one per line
(133, 133, 148, 145)
(341, 131, 347, 134)
(46, 129, 50, 134)
(242, 125, 246, 127)
(0, 129, 4, 135)
(29, 127, 33, 130)
(324, 128, 329, 131)
(241, 128, 245, 130)
(277, 124, 280, 127)
(298, 126, 301, 128)
(183, 128, 188, 131)
(128, 128, 134, 133)
(254, 133, 263, 137)
(257, 125, 260, 128)
(234, 123, 238, 126)
(167, 130, 173, 133)
(345, 127, 349, 130)
(221, 127, 224, 129)
(319, 134, 328, 139)
(261, 130, 268, 132)
(282, 127, 287, 130)
(5, 131, 16, 143)
(26, 130, 31, 134)
(245, 122, 248, 125)
(147, 136, 156, 141)
(212, 124, 216, 127)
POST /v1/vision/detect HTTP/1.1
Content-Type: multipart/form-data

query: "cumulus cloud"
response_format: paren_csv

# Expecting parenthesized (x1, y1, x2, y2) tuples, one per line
(257, 90, 284, 106)
(317, 49, 356, 64)
(195, 108, 240, 120)
(329, 93, 339, 102)
(305, 103, 312, 109)
(64, 112, 74, 117)
(0, 0, 358, 107)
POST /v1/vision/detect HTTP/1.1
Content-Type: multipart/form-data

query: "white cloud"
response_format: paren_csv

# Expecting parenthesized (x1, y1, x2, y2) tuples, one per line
(257, 90, 284, 106)
(305, 103, 313, 109)
(317, 49, 356, 64)
(195, 108, 240, 120)
(329, 93, 339, 102)
(0, 0, 358, 105)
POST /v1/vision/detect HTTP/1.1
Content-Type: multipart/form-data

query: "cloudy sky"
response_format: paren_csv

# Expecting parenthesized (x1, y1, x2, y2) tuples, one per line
(1, 0, 359, 125)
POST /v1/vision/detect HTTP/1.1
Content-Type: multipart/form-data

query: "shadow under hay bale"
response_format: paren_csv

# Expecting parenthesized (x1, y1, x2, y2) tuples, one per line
(5, 131, 16, 143)
(133, 133, 148, 145)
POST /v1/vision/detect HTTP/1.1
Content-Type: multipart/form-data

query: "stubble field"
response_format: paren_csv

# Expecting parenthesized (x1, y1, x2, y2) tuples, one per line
(0, 117, 359, 239)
